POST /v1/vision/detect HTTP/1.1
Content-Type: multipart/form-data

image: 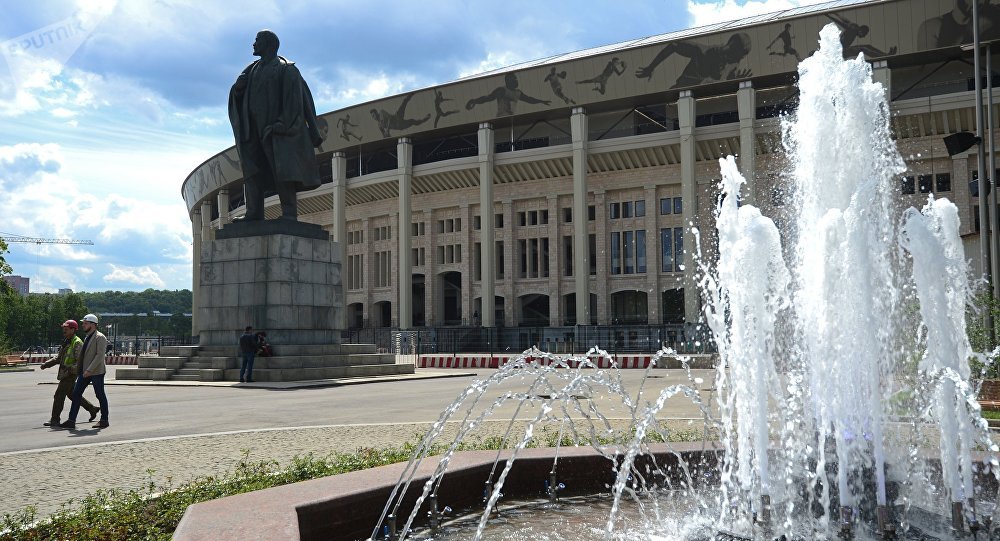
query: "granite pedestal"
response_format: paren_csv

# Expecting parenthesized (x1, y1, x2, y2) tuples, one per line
(198, 223, 343, 347)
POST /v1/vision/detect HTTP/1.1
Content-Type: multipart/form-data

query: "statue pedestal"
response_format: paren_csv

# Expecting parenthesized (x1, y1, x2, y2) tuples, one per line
(198, 230, 343, 346)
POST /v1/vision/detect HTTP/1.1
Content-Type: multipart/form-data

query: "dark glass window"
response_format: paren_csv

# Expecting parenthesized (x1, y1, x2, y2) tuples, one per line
(936, 173, 951, 192)
(588, 205, 596, 221)
(635, 200, 645, 217)
(673, 197, 682, 214)
(918, 175, 933, 194)
(610, 203, 620, 219)
(901, 176, 915, 195)
(661, 228, 673, 273)
(660, 198, 671, 215)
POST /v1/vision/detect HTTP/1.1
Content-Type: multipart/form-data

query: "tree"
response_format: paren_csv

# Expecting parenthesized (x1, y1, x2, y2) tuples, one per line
(0, 239, 16, 354)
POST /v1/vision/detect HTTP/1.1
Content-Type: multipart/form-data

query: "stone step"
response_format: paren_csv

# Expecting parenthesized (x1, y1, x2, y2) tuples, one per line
(223, 363, 414, 382)
(170, 374, 202, 381)
(158, 346, 198, 357)
(136, 357, 186, 370)
(115, 367, 174, 381)
(250, 354, 397, 370)
(180, 362, 213, 369)
(195, 344, 378, 356)
(176, 369, 204, 376)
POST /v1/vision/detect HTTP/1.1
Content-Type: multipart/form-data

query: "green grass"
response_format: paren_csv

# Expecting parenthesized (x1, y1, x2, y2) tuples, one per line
(980, 409, 1000, 420)
(0, 425, 704, 541)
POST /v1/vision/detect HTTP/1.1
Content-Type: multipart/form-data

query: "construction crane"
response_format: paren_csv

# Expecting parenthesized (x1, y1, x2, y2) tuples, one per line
(1, 236, 94, 245)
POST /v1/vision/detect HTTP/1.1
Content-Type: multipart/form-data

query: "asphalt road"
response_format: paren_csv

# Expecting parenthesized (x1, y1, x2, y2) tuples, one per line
(0, 364, 717, 518)
(0, 365, 717, 454)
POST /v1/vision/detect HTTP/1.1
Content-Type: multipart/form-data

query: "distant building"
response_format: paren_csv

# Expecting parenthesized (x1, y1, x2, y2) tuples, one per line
(2, 275, 29, 296)
(57, 288, 73, 295)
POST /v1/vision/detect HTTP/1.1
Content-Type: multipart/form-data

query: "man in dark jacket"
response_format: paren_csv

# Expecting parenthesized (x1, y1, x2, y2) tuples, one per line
(228, 30, 324, 221)
(41, 320, 99, 427)
(239, 326, 257, 383)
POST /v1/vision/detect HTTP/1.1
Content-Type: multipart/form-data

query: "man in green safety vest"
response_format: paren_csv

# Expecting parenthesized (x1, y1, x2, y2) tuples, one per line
(40, 320, 99, 427)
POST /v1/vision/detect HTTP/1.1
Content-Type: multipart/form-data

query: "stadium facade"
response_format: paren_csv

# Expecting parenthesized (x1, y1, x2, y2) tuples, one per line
(183, 0, 998, 335)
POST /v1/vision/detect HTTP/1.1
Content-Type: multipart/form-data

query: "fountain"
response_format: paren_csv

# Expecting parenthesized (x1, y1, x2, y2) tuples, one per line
(367, 23, 1000, 541)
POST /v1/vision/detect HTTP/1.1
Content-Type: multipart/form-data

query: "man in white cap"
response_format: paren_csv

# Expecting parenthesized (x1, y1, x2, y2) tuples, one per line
(40, 319, 100, 427)
(60, 313, 110, 430)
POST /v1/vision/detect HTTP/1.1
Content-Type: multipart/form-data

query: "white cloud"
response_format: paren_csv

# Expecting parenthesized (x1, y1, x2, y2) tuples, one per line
(0, 143, 193, 292)
(103, 264, 166, 288)
(687, 0, 832, 27)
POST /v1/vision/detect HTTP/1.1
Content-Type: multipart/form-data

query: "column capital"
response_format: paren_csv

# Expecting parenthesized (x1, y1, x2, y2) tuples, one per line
(332, 151, 347, 159)
(738, 80, 753, 89)
(678, 90, 693, 98)
(478, 122, 492, 130)
(397, 137, 412, 145)
(871, 60, 888, 69)
(547, 194, 558, 201)
(571, 106, 586, 115)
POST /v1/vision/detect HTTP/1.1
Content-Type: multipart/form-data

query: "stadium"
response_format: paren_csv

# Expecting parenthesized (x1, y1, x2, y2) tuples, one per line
(182, 0, 996, 345)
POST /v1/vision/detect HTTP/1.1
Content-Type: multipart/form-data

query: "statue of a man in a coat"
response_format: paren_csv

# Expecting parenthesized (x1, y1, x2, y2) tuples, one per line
(228, 30, 324, 221)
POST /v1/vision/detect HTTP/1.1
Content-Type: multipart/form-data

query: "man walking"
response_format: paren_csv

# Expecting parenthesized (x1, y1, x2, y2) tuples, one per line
(239, 326, 256, 383)
(40, 320, 99, 427)
(60, 314, 110, 430)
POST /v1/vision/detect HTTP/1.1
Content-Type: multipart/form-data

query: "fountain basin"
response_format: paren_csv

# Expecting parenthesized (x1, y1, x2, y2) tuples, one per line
(173, 442, 720, 541)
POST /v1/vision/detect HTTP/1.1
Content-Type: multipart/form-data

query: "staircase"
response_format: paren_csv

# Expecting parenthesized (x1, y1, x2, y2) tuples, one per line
(116, 343, 414, 382)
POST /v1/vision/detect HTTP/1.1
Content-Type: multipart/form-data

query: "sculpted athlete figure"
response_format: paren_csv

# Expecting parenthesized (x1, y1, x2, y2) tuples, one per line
(228, 30, 324, 221)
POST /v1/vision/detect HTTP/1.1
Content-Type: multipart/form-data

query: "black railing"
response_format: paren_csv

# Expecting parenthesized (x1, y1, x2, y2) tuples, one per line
(342, 324, 716, 356)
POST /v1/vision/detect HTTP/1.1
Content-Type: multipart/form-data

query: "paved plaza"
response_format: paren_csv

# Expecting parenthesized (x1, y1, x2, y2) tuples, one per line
(0, 364, 716, 519)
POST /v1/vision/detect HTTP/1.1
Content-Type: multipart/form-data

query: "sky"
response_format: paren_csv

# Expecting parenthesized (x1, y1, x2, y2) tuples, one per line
(0, 0, 830, 293)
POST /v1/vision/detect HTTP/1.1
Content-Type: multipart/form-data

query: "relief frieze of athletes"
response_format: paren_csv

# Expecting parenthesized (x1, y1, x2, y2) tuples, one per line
(303, 1, 1000, 153)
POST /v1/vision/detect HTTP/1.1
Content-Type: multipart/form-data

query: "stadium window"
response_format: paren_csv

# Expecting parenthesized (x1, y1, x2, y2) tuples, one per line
(495, 241, 505, 278)
(473, 216, 481, 230)
(636, 230, 646, 273)
(673, 197, 682, 214)
(589, 234, 597, 275)
(936, 173, 951, 192)
(563, 207, 572, 223)
(540, 210, 549, 225)
(610, 232, 621, 275)
(673, 227, 683, 272)
(901, 176, 915, 195)
(660, 198, 671, 215)
(455, 218, 461, 232)
(623, 231, 634, 274)
(918, 175, 933, 194)
(529, 210, 538, 226)
(563, 235, 573, 276)
(495, 213, 504, 228)
(610, 202, 620, 219)
(588, 205, 596, 221)
(635, 200, 645, 217)
(518, 212, 526, 227)
(623, 201, 632, 219)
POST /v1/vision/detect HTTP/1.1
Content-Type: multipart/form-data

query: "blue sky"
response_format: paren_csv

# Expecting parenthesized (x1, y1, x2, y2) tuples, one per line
(0, 0, 827, 293)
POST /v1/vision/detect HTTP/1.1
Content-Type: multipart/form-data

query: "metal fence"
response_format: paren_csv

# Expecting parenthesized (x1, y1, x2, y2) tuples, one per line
(343, 324, 716, 356)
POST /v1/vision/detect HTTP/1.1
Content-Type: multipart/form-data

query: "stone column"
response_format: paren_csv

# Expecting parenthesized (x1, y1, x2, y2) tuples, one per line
(330, 152, 348, 330)
(216, 189, 231, 227)
(362, 217, 372, 324)
(644, 185, 660, 324)
(191, 209, 202, 337)
(397, 137, 413, 329)
(502, 200, 515, 326)
(678, 90, 699, 323)
(200, 200, 214, 242)
(594, 190, 608, 325)
(871, 60, 891, 100)
(478, 122, 496, 327)
(737, 81, 756, 205)
(571, 107, 590, 325)
(460, 203, 472, 324)
(547, 194, 561, 325)
(425, 210, 437, 325)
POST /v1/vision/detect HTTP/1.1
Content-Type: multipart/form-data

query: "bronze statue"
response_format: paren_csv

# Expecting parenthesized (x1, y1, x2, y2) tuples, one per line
(228, 30, 324, 221)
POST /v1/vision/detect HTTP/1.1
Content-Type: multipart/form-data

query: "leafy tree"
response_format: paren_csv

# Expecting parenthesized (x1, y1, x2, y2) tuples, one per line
(0, 239, 16, 354)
